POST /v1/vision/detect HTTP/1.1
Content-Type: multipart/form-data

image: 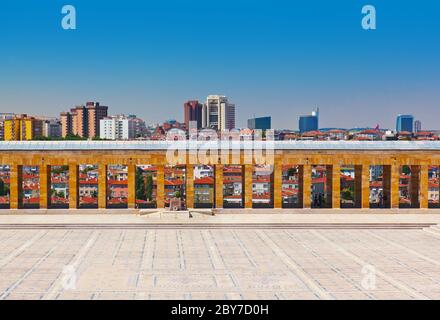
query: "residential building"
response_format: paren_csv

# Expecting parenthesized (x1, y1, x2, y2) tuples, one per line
(100, 115, 135, 140)
(127, 115, 146, 138)
(3, 114, 43, 141)
(396, 114, 414, 133)
(42, 120, 62, 139)
(248, 116, 271, 131)
(87, 102, 108, 138)
(0, 113, 15, 140)
(414, 120, 422, 133)
(60, 102, 108, 138)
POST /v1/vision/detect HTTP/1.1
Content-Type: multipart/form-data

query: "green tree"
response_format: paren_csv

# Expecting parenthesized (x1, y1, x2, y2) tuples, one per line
(145, 174, 153, 201)
(0, 179, 5, 196)
(287, 167, 297, 177)
(402, 165, 411, 175)
(135, 168, 146, 201)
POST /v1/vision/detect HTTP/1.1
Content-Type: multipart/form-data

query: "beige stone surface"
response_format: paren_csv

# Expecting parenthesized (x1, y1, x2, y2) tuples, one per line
(1, 216, 440, 300)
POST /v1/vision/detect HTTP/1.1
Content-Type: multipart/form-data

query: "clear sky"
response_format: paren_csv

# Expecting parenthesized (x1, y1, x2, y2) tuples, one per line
(0, 0, 439, 130)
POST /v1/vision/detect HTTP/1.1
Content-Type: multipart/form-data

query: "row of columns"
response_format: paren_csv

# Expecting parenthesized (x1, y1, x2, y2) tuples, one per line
(6, 163, 431, 210)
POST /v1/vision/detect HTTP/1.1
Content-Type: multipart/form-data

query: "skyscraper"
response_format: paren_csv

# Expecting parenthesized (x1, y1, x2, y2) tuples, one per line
(248, 116, 271, 131)
(202, 95, 235, 130)
(396, 114, 414, 133)
(184, 100, 203, 130)
(299, 109, 319, 133)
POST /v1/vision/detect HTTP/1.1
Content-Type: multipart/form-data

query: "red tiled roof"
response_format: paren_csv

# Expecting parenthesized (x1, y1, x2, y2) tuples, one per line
(194, 177, 214, 185)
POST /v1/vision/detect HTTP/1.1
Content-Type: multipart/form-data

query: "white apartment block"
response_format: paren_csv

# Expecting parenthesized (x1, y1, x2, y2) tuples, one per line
(100, 115, 135, 140)
(202, 95, 235, 131)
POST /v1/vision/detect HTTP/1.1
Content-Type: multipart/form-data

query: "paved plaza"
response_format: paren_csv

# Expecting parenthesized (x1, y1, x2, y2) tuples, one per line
(1, 214, 440, 300)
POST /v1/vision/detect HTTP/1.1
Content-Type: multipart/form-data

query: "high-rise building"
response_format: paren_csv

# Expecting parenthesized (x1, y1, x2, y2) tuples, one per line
(0, 113, 15, 140)
(60, 102, 108, 138)
(299, 109, 319, 133)
(396, 114, 414, 133)
(100, 115, 135, 140)
(414, 120, 422, 133)
(3, 114, 43, 141)
(42, 120, 62, 138)
(127, 114, 146, 138)
(202, 95, 235, 130)
(248, 116, 271, 131)
(60, 112, 72, 138)
(184, 100, 203, 130)
(87, 102, 108, 138)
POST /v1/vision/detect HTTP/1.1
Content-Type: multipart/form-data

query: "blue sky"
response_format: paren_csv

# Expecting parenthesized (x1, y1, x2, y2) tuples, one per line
(0, 0, 439, 129)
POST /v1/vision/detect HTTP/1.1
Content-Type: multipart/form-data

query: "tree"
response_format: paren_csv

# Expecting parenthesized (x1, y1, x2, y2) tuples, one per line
(0, 179, 5, 196)
(135, 168, 146, 201)
(287, 167, 297, 177)
(145, 174, 153, 201)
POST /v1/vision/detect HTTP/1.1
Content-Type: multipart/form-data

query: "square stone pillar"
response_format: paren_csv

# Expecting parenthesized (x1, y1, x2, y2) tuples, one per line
(383, 165, 392, 208)
(156, 165, 165, 209)
(298, 165, 304, 208)
(420, 165, 429, 209)
(98, 164, 107, 209)
(361, 164, 370, 209)
(303, 164, 311, 208)
(9, 164, 21, 210)
(215, 164, 223, 209)
(40, 165, 49, 209)
(186, 164, 194, 209)
(331, 164, 340, 209)
(273, 162, 282, 209)
(391, 164, 400, 209)
(410, 165, 420, 208)
(244, 164, 253, 209)
(127, 164, 136, 209)
(354, 165, 362, 208)
(69, 164, 78, 209)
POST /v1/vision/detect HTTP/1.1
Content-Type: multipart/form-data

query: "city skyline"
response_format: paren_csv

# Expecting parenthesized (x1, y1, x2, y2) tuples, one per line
(1, 1, 439, 129)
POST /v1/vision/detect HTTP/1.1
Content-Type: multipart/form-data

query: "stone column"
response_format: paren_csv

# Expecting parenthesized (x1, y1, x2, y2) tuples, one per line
(303, 164, 311, 208)
(273, 162, 282, 209)
(354, 165, 363, 208)
(244, 164, 253, 209)
(156, 165, 165, 209)
(127, 164, 136, 209)
(383, 165, 392, 208)
(361, 164, 370, 209)
(391, 164, 400, 209)
(186, 164, 194, 209)
(215, 164, 223, 209)
(420, 165, 429, 209)
(40, 165, 49, 209)
(331, 164, 340, 209)
(69, 164, 78, 209)
(410, 165, 421, 208)
(9, 164, 21, 210)
(298, 165, 304, 208)
(98, 164, 107, 209)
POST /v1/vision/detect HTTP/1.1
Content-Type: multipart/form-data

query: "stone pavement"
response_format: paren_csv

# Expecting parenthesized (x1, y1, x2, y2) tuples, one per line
(1, 215, 440, 300)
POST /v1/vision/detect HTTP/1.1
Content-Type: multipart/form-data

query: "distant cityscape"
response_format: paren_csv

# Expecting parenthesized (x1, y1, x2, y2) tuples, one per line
(0, 95, 437, 141)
